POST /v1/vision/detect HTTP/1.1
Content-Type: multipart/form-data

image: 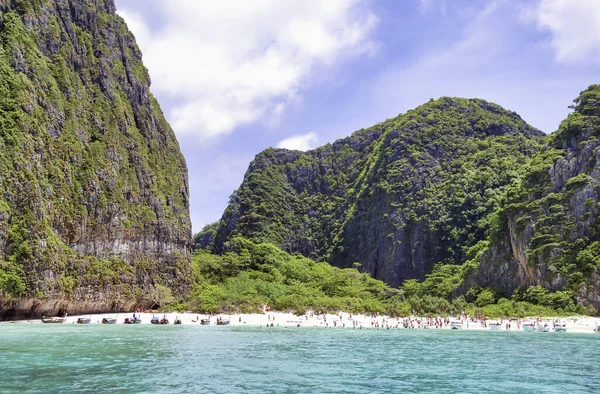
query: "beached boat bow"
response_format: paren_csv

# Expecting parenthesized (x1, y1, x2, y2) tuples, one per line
(553, 322, 567, 332)
(42, 316, 67, 323)
(450, 321, 462, 330)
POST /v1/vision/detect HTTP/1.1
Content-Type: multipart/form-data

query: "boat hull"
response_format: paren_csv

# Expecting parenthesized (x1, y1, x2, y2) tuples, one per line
(42, 317, 66, 323)
(537, 324, 550, 332)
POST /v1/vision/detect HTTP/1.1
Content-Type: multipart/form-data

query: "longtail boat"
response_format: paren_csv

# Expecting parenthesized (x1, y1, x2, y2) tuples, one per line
(42, 316, 66, 323)
(124, 316, 141, 324)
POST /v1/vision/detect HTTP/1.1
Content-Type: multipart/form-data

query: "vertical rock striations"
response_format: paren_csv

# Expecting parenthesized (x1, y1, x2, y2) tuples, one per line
(0, 0, 192, 318)
(469, 85, 600, 309)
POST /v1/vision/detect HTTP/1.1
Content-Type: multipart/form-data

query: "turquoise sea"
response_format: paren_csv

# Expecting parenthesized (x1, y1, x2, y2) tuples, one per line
(0, 324, 598, 393)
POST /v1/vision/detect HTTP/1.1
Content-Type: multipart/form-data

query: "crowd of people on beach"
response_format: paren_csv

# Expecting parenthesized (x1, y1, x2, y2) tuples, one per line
(45, 304, 594, 332)
(257, 310, 582, 331)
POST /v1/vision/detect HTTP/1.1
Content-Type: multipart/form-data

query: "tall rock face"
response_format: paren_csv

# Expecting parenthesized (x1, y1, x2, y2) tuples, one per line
(469, 85, 600, 308)
(212, 98, 544, 286)
(213, 126, 384, 260)
(0, 0, 192, 318)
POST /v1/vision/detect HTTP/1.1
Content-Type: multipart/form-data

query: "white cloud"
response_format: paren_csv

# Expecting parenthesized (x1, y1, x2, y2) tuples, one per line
(117, 0, 378, 140)
(277, 132, 318, 151)
(528, 0, 600, 63)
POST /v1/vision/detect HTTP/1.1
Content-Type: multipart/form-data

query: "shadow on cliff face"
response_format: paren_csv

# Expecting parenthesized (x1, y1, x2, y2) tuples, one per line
(0, 298, 155, 321)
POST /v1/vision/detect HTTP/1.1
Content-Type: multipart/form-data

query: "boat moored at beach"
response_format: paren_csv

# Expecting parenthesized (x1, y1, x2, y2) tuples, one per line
(151, 316, 160, 325)
(450, 321, 462, 330)
(42, 316, 67, 323)
(216, 317, 230, 326)
(200, 318, 211, 325)
(174, 317, 182, 325)
(77, 317, 91, 324)
(553, 322, 567, 332)
(102, 317, 117, 324)
(489, 322, 502, 331)
(124, 316, 141, 324)
(522, 321, 536, 332)
(537, 322, 551, 332)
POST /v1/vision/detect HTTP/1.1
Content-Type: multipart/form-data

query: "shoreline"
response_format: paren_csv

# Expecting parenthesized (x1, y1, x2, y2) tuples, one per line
(5, 311, 600, 334)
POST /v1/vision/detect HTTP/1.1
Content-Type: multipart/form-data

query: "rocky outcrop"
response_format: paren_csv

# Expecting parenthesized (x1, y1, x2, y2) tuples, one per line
(213, 126, 385, 260)
(0, 297, 144, 320)
(0, 0, 192, 319)
(212, 98, 544, 286)
(469, 85, 600, 310)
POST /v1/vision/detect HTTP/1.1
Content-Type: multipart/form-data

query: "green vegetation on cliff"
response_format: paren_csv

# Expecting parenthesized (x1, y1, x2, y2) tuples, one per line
(190, 238, 400, 315)
(469, 85, 600, 310)
(201, 85, 600, 314)
(1, 0, 598, 318)
(0, 0, 191, 311)
(210, 97, 544, 287)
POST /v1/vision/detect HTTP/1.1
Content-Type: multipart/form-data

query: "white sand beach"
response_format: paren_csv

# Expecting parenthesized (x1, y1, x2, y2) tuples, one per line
(19, 311, 600, 334)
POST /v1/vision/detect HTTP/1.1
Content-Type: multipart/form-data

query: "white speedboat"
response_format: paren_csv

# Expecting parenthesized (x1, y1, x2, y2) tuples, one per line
(489, 322, 502, 331)
(553, 322, 567, 332)
(537, 322, 550, 332)
(522, 321, 536, 332)
(450, 321, 462, 330)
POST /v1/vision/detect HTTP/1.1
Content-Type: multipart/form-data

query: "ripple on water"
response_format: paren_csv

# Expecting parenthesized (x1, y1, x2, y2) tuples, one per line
(1, 325, 599, 393)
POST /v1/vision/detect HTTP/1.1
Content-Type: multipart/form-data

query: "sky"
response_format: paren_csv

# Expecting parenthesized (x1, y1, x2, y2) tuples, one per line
(113, 0, 600, 233)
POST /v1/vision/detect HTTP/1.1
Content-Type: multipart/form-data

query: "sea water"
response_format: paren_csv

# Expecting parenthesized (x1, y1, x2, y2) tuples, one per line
(0, 324, 598, 393)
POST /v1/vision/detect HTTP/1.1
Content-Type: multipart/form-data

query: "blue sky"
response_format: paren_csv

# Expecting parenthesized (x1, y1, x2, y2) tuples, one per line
(113, 0, 600, 233)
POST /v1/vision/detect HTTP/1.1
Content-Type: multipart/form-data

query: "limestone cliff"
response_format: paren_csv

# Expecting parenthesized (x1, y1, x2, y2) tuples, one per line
(0, 0, 192, 319)
(211, 98, 544, 286)
(469, 85, 600, 309)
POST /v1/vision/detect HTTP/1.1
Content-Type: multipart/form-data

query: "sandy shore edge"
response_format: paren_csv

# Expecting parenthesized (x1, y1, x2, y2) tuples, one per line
(6, 311, 600, 334)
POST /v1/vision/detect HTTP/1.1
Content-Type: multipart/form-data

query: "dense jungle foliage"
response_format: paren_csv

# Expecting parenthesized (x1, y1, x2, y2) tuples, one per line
(467, 85, 600, 308)
(197, 86, 600, 315)
(182, 238, 586, 317)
